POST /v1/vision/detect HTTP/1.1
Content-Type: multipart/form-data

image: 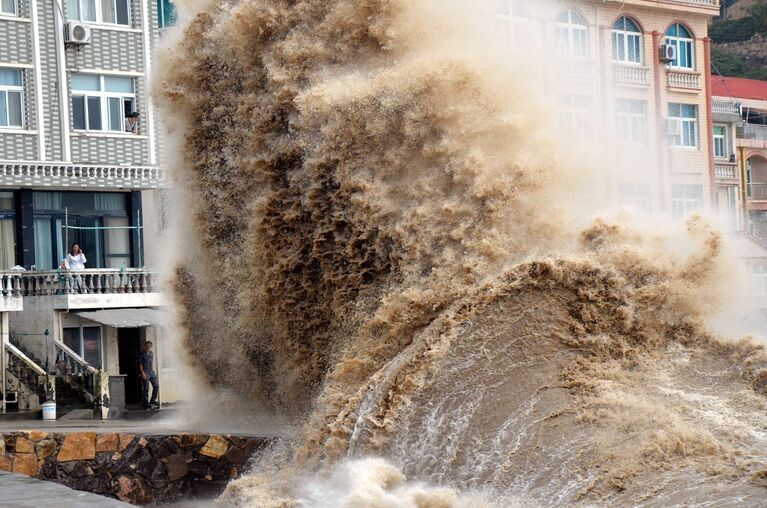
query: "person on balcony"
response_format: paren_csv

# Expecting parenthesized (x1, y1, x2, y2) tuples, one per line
(139, 341, 160, 410)
(59, 243, 87, 294)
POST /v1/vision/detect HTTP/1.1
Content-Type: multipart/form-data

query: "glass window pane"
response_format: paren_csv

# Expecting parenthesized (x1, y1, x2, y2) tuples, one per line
(34, 218, 53, 269)
(81, 217, 103, 268)
(1, 0, 16, 14)
(0, 69, 21, 86)
(33, 192, 63, 210)
(0, 219, 15, 270)
(95, 193, 127, 211)
(0, 93, 7, 127)
(87, 96, 101, 130)
(100, 0, 115, 23)
(104, 76, 133, 93)
(105, 216, 130, 268)
(0, 192, 13, 211)
(82, 0, 95, 20)
(7, 91, 21, 127)
(116, 0, 129, 25)
(108, 97, 121, 131)
(67, 0, 79, 19)
(72, 96, 86, 129)
(82, 327, 102, 368)
(71, 74, 100, 92)
(62, 328, 81, 357)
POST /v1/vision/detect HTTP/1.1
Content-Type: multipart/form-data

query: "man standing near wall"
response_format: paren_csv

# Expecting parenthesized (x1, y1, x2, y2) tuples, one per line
(138, 341, 160, 410)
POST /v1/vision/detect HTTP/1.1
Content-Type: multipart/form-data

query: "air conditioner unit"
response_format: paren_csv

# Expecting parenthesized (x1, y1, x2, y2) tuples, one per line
(659, 43, 677, 64)
(64, 21, 91, 45)
(666, 118, 682, 137)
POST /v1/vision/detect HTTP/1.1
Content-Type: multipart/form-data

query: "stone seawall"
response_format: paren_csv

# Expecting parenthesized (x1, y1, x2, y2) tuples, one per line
(0, 431, 271, 505)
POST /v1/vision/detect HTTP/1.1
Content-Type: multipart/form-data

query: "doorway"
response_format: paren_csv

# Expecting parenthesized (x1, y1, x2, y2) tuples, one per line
(117, 328, 142, 405)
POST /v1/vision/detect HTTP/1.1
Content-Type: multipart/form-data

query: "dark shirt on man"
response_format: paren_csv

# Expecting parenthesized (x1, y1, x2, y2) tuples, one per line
(138, 351, 155, 376)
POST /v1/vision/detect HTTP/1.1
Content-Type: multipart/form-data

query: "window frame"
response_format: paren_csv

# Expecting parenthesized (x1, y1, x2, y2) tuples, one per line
(557, 9, 589, 59)
(560, 94, 593, 139)
(665, 23, 694, 70)
(713, 124, 728, 159)
(671, 184, 702, 219)
(71, 74, 136, 133)
(68, 0, 131, 27)
(668, 103, 698, 149)
(0, 68, 24, 129)
(157, 0, 175, 28)
(0, 0, 18, 16)
(615, 98, 647, 145)
(612, 16, 643, 65)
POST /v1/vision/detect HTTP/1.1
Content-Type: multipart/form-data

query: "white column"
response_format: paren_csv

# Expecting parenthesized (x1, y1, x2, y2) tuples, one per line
(29, 0, 46, 160)
(141, 0, 157, 165)
(53, 0, 71, 162)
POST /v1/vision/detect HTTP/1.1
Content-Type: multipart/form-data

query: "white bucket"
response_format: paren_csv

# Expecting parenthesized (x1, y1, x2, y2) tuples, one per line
(42, 400, 56, 421)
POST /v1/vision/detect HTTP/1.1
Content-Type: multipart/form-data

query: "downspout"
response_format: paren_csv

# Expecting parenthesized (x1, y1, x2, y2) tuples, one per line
(29, 0, 46, 160)
(739, 146, 749, 234)
(140, 0, 157, 165)
(704, 36, 716, 209)
(652, 31, 666, 211)
(52, 0, 71, 162)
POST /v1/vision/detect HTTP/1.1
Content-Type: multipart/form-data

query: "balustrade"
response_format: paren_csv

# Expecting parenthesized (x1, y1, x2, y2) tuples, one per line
(748, 183, 767, 201)
(0, 162, 165, 190)
(3, 269, 159, 297)
(667, 71, 701, 90)
(613, 65, 650, 86)
(714, 163, 737, 180)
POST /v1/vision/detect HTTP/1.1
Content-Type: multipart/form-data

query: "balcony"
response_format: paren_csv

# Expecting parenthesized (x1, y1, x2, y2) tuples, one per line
(6, 269, 163, 310)
(613, 64, 650, 87)
(748, 183, 767, 202)
(737, 124, 767, 150)
(602, 0, 719, 15)
(715, 162, 738, 181)
(0, 162, 166, 190)
(712, 99, 741, 123)
(667, 70, 701, 91)
(558, 59, 597, 82)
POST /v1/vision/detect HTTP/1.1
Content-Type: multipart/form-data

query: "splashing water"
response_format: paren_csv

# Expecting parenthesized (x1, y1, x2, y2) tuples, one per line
(156, 0, 767, 505)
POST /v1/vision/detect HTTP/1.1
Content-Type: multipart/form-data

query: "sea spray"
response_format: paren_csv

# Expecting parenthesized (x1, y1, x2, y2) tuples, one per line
(157, 0, 767, 505)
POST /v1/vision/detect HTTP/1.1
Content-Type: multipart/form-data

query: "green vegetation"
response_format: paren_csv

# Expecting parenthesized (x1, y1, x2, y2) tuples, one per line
(710, 0, 767, 43)
(711, 46, 767, 80)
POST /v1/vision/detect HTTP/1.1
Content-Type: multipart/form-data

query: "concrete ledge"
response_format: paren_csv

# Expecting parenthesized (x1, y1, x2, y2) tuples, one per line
(54, 292, 164, 310)
(0, 431, 272, 505)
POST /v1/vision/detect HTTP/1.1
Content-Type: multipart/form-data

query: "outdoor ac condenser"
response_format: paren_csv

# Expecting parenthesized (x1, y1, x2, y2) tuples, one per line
(659, 44, 677, 64)
(65, 21, 91, 45)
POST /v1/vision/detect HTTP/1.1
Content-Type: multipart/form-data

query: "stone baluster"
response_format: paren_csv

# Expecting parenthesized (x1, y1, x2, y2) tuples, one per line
(94, 273, 102, 294)
(11, 275, 20, 297)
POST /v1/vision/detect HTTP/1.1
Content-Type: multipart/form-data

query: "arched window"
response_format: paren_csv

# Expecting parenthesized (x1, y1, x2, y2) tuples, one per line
(612, 17, 642, 64)
(557, 10, 588, 59)
(665, 23, 694, 69)
(494, 0, 530, 45)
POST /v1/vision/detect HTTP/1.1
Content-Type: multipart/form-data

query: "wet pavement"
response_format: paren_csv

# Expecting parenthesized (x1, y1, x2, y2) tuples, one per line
(0, 471, 131, 507)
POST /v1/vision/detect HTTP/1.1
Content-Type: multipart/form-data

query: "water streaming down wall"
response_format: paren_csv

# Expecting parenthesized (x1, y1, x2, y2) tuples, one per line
(156, 0, 767, 505)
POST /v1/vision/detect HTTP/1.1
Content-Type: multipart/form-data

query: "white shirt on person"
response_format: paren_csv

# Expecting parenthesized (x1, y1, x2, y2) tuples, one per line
(66, 253, 87, 271)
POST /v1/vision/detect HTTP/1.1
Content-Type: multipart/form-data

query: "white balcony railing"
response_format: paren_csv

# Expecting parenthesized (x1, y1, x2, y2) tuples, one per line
(667, 70, 701, 90)
(613, 64, 650, 86)
(714, 162, 737, 180)
(5, 269, 160, 297)
(0, 162, 166, 190)
(558, 59, 597, 82)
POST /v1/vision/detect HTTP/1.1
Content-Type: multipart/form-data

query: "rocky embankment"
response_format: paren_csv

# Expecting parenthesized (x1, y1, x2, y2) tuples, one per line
(0, 431, 271, 504)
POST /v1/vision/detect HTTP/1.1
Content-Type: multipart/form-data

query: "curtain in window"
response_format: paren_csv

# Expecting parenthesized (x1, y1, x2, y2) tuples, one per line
(0, 192, 13, 211)
(95, 193, 127, 211)
(33, 192, 62, 210)
(81, 0, 96, 21)
(1, 0, 16, 14)
(105, 217, 130, 268)
(0, 219, 15, 270)
(101, 0, 115, 23)
(66, 0, 79, 18)
(34, 218, 53, 269)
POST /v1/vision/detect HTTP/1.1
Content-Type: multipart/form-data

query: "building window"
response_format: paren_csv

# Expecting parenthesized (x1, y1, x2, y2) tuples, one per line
(671, 184, 702, 219)
(157, 0, 175, 28)
(71, 74, 135, 133)
(557, 9, 588, 59)
(63, 326, 103, 368)
(0, 192, 16, 270)
(713, 125, 728, 158)
(1, 0, 17, 15)
(618, 182, 651, 213)
(68, 0, 130, 25)
(665, 23, 694, 70)
(668, 103, 698, 148)
(615, 98, 647, 144)
(0, 69, 23, 128)
(560, 94, 592, 138)
(32, 191, 132, 270)
(612, 16, 642, 64)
